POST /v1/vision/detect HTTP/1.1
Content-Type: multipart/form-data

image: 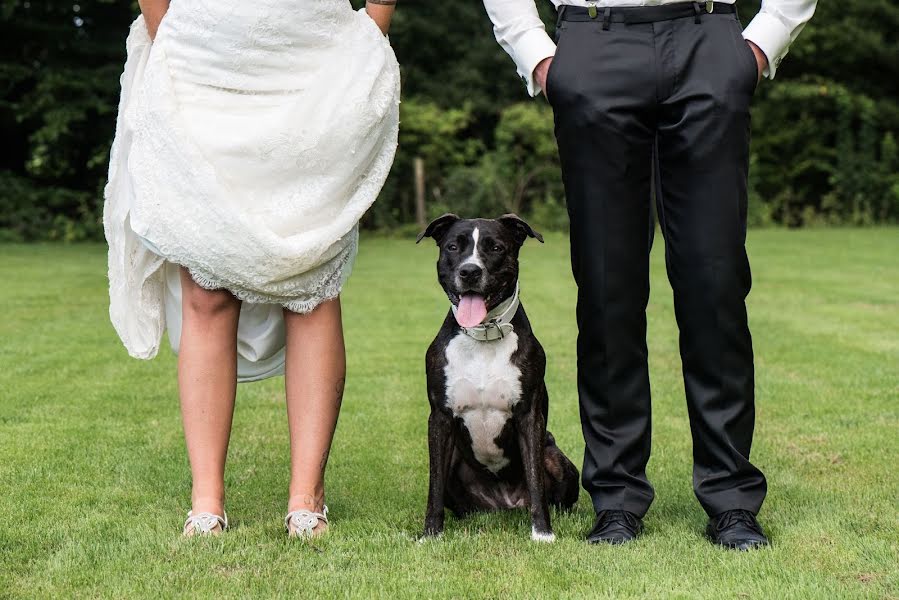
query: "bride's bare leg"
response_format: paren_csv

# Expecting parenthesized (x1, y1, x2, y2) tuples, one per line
(283, 298, 346, 533)
(178, 267, 241, 519)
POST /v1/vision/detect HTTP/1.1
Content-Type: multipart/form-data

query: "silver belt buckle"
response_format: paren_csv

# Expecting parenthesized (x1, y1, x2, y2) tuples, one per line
(706, 0, 714, 13)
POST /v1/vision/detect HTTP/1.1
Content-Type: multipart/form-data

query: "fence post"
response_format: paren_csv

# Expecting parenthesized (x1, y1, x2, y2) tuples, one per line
(414, 157, 426, 228)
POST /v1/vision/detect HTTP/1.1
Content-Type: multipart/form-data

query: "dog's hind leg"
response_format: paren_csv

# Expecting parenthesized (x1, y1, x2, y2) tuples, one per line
(445, 454, 527, 517)
(543, 433, 580, 511)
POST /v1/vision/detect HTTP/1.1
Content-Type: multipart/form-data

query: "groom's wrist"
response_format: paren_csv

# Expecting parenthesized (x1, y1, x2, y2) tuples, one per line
(515, 29, 556, 97)
(533, 57, 553, 96)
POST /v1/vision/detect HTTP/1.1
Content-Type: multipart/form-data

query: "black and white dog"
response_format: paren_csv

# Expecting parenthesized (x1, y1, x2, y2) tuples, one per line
(417, 214, 579, 542)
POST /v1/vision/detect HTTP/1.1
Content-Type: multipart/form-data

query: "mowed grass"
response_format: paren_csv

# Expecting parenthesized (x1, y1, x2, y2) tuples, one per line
(1, 229, 897, 599)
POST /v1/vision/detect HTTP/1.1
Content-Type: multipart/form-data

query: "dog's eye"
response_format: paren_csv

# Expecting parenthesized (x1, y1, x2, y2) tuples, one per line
(491, 245, 504, 252)
(446, 243, 458, 252)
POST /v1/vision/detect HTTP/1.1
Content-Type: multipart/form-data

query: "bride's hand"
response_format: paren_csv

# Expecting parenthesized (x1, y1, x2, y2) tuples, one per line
(138, 0, 171, 41)
(365, 0, 396, 35)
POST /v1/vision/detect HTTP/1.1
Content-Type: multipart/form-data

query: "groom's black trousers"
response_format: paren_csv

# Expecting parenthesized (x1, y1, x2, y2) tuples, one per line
(546, 2, 767, 517)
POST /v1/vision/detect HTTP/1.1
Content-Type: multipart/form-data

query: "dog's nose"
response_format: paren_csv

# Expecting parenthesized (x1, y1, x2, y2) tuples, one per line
(458, 264, 483, 281)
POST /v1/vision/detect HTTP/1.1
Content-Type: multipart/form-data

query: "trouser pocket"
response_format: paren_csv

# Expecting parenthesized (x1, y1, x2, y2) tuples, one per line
(545, 25, 568, 105)
(730, 17, 759, 95)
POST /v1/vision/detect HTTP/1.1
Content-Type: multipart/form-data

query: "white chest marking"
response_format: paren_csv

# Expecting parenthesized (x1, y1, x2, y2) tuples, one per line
(462, 227, 485, 268)
(444, 331, 522, 473)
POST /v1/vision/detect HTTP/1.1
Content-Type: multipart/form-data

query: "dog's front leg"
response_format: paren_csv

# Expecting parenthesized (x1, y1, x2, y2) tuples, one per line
(422, 408, 454, 538)
(516, 405, 554, 542)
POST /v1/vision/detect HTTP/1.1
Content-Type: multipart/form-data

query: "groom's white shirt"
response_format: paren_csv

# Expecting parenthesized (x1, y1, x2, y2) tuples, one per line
(483, 0, 818, 96)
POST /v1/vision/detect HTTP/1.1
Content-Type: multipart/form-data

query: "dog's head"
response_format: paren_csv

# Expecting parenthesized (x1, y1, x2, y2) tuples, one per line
(417, 214, 543, 327)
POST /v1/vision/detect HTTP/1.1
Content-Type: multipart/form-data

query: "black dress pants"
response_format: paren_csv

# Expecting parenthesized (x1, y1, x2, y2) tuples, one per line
(546, 4, 767, 517)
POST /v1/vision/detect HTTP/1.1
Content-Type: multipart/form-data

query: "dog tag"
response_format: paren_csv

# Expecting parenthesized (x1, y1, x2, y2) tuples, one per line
(706, 0, 714, 13)
(588, 3, 598, 18)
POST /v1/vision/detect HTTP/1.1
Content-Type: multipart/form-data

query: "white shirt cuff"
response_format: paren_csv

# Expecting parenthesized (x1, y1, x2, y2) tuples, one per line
(742, 12, 793, 79)
(513, 29, 557, 97)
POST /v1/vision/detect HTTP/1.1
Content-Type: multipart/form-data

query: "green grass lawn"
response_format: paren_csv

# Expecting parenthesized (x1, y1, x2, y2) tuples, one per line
(1, 229, 897, 599)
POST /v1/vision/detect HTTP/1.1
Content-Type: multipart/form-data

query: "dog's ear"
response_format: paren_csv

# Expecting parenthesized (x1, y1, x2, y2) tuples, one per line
(416, 213, 461, 244)
(497, 214, 544, 245)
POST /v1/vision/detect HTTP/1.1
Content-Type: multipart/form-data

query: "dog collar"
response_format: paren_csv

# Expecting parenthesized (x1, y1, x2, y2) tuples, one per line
(451, 282, 520, 342)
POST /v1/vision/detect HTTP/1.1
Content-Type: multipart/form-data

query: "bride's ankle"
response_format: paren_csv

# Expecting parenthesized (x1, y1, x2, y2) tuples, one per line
(287, 489, 325, 513)
(191, 494, 226, 516)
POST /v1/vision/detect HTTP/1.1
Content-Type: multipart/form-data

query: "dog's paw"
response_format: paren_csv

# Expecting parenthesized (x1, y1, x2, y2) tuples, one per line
(417, 531, 443, 544)
(531, 528, 555, 543)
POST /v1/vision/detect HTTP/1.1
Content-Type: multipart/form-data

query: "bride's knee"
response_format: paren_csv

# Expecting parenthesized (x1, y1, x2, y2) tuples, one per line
(181, 270, 239, 318)
(185, 289, 238, 318)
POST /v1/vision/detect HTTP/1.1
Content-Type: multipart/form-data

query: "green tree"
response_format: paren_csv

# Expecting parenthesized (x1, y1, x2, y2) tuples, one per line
(1, 0, 133, 240)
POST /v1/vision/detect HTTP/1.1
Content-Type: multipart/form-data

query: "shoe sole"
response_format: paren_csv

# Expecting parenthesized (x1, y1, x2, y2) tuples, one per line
(586, 534, 640, 545)
(708, 536, 769, 551)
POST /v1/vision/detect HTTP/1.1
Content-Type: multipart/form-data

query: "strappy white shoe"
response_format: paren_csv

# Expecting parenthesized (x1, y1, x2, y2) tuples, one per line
(285, 505, 328, 539)
(183, 510, 228, 536)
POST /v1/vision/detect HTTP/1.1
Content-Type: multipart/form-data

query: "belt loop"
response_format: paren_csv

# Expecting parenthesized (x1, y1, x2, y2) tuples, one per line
(602, 7, 611, 30)
(555, 5, 566, 31)
(693, 2, 702, 23)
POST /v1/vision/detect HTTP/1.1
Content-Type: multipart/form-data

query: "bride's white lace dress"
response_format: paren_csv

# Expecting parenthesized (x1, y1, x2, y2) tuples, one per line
(103, 0, 400, 380)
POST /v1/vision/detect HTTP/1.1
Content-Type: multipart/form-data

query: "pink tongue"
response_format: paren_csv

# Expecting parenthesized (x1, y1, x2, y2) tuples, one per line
(456, 294, 488, 328)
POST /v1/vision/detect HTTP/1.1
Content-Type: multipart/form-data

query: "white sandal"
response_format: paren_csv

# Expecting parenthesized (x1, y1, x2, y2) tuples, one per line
(183, 510, 228, 536)
(285, 505, 329, 539)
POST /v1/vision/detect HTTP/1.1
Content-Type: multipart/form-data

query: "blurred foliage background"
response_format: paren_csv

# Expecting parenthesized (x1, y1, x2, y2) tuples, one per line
(1, 0, 897, 241)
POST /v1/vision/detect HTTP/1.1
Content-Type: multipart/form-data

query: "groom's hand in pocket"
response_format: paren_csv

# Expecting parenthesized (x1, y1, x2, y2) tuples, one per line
(534, 56, 553, 99)
(746, 40, 768, 85)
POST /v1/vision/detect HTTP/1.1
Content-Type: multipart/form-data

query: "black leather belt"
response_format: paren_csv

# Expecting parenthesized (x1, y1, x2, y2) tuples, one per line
(558, 2, 737, 24)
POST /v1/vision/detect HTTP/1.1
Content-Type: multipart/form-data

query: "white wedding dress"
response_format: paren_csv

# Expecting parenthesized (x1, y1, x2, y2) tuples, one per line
(104, 0, 400, 381)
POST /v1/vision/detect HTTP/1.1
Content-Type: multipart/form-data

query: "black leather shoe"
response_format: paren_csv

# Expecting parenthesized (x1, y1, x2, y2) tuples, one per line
(706, 509, 769, 550)
(586, 510, 643, 544)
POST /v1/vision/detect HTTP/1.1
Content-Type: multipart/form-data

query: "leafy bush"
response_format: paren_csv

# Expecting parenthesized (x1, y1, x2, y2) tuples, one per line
(0, 171, 102, 242)
(368, 100, 485, 229)
(751, 82, 899, 226)
(435, 103, 563, 221)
